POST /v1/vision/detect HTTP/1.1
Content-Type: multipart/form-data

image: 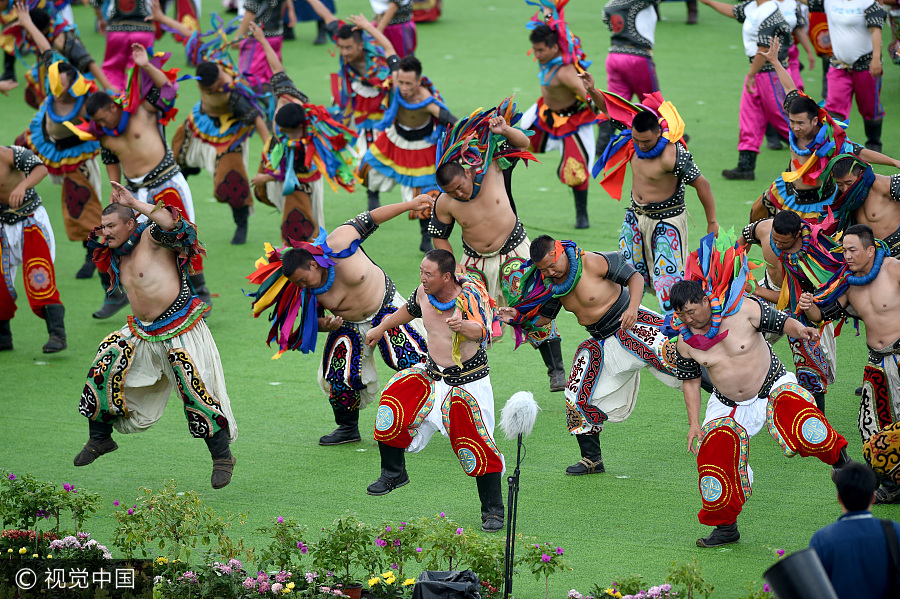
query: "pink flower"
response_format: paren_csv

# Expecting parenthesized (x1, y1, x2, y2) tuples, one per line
(305, 572, 317, 584)
(541, 554, 551, 563)
(275, 571, 288, 583)
(394, 540, 401, 546)
(386, 526, 391, 532)
(113, 500, 119, 506)
(439, 512, 445, 517)
(271, 583, 283, 593)
(376, 538, 387, 547)
(456, 528, 463, 535)
(391, 563, 398, 570)
(7, 474, 15, 481)
(556, 547, 564, 555)
(277, 516, 284, 524)
(763, 583, 771, 593)
(777, 549, 785, 557)
(660, 584, 671, 592)
(258, 581, 270, 593)
(415, 547, 423, 553)
(127, 508, 133, 515)
(298, 542, 308, 554)
(243, 577, 256, 589)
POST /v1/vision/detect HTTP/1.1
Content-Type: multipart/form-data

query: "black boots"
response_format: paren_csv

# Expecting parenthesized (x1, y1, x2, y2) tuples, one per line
(722, 150, 757, 180)
(538, 339, 567, 392)
(205, 428, 236, 489)
(74, 420, 118, 466)
(367, 189, 381, 211)
(573, 188, 589, 229)
(189, 273, 213, 311)
(875, 479, 900, 504)
(595, 119, 613, 158)
(0, 320, 11, 351)
(76, 242, 96, 279)
(319, 409, 362, 445)
(93, 271, 129, 319)
(813, 392, 825, 414)
(1, 51, 15, 82)
(42, 304, 67, 353)
(231, 205, 249, 245)
(863, 119, 883, 153)
(686, 0, 698, 24)
(475, 472, 505, 533)
(419, 219, 433, 253)
(367, 442, 410, 495)
(566, 433, 604, 475)
(765, 123, 784, 150)
(314, 20, 327, 45)
(831, 446, 852, 482)
(697, 522, 740, 548)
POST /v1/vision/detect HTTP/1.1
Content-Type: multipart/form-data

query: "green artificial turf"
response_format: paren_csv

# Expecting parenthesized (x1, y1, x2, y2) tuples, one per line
(2, 0, 900, 596)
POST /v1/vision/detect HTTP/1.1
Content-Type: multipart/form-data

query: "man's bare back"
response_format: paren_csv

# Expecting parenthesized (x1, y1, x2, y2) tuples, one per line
(853, 176, 900, 241)
(630, 143, 680, 204)
(845, 257, 900, 349)
(314, 229, 387, 323)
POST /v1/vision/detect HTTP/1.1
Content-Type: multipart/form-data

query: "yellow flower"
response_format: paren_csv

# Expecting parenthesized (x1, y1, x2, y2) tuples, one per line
(368, 577, 381, 587)
(382, 571, 395, 578)
(155, 557, 169, 565)
(32, 554, 38, 558)
(6, 549, 12, 553)
(286, 582, 295, 590)
(604, 589, 615, 596)
(18, 547, 27, 554)
(615, 593, 622, 598)
(282, 589, 291, 595)
(402, 579, 415, 587)
(47, 555, 52, 559)
(384, 575, 396, 585)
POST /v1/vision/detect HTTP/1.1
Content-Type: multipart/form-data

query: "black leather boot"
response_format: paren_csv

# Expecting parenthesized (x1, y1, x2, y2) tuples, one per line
(566, 433, 604, 475)
(722, 151, 757, 180)
(231, 205, 249, 245)
(538, 339, 567, 392)
(0, 320, 11, 351)
(573, 188, 589, 229)
(419, 218, 433, 253)
(367, 189, 381, 211)
(821, 59, 829, 100)
(475, 472, 505, 533)
(205, 428, 236, 489)
(765, 123, 784, 150)
(697, 522, 740, 547)
(93, 271, 129, 319)
(283, 24, 295, 40)
(367, 442, 410, 495)
(595, 119, 613, 158)
(686, 0, 698, 24)
(76, 242, 96, 279)
(1, 51, 15, 82)
(42, 304, 67, 353)
(813, 392, 825, 414)
(319, 409, 362, 445)
(74, 420, 118, 466)
(314, 20, 327, 45)
(863, 119, 883, 153)
(831, 446, 852, 481)
(189, 273, 212, 312)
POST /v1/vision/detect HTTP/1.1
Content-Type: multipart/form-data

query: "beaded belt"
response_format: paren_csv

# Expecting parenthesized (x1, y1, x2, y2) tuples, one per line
(125, 149, 179, 191)
(714, 346, 786, 407)
(0, 191, 41, 224)
(426, 348, 489, 386)
(462, 220, 527, 259)
(584, 289, 630, 341)
(868, 339, 900, 363)
(629, 194, 685, 220)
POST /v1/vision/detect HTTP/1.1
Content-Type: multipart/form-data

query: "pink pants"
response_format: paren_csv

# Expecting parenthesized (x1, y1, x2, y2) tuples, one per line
(824, 67, 884, 121)
(102, 30, 155, 92)
(383, 21, 416, 58)
(788, 44, 804, 91)
(605, 52, 660, 101)
(738, 70, 790, 152)
(239, 35, 283, 88)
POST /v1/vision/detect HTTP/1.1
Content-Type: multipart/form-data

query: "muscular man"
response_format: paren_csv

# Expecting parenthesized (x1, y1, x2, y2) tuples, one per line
(751, 38, 899, 222)
(80, 45, 212, 316)
(738, 211, 841, 411)
(77, 183, 237, 489)
(499, 236, 681, 475)
(247, 199, 428, 445)
(172, 59, 269, 245)
(357, 53, 455, 252)
(672, 276, 848, 548)
(520, 7, 596, 228)
(430, 100, 566, 392)
(0, 145, 66, 353)
(829, 155, 900, 255)
(802, 224, 900, 503)
(364, 250, 504, 533)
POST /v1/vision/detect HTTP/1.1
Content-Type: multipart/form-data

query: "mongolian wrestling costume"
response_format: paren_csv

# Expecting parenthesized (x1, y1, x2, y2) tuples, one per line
(91, 0, 154, 91)
(238, 0, 285, 87)
(602, 0, 660, 101)
(372, 0, 416, 57)
(754, 89, 864, 221)
(777, 0, 808, 90)
(430, 97, 567, 389)
(507, 240, 681, 475)
(79, 207, 237, 487)
(674, 233, 847, 537)
(18, 61, 102, 278)
(741, 215, 843, 410)
(814, 239, 900, 501)
(0, 146, 66, 353)
(593, 91, 697, 316)
(254, 98, 357, 244)
(247, 222, 427, 441)
(827, 154, 900, 256)
(520, 1, 596, 202)
(369, 275, 504, 531)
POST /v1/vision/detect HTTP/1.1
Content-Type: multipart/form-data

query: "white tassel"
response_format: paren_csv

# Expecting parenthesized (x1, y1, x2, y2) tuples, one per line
(499, 391, 541, 441)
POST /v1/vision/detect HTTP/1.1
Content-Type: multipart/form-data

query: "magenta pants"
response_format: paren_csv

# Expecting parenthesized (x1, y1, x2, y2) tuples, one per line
(605, 52, 660, 102)
(102, 30, 155, 92)
(738, 70, 790, 152)
(383, 21, 416, 58)
(788, 43, 804, 91)
(239, 35, 283, 88)
(824, 67, 884, 121)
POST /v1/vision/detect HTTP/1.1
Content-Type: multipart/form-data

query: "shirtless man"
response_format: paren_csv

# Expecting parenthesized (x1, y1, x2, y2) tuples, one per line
(738, 211, 840, 411)
(172, 59, 269, 245)
(498, 236, 681, 475)
(249, 199, 428, 445)
(671, 279, 848, 547)
(802, 224, 900, 503)
(83, 44, 211, 315)
(364, 249, 504, 533)
(520, 16, 596, 229)
(750, 38, 900, 222)
(430, 104, 566, 392)
(0, 144, 67, 353)
(77, 182, 237, 489)
(830, 155, 900, 255)
(357, 50, 455, 252)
